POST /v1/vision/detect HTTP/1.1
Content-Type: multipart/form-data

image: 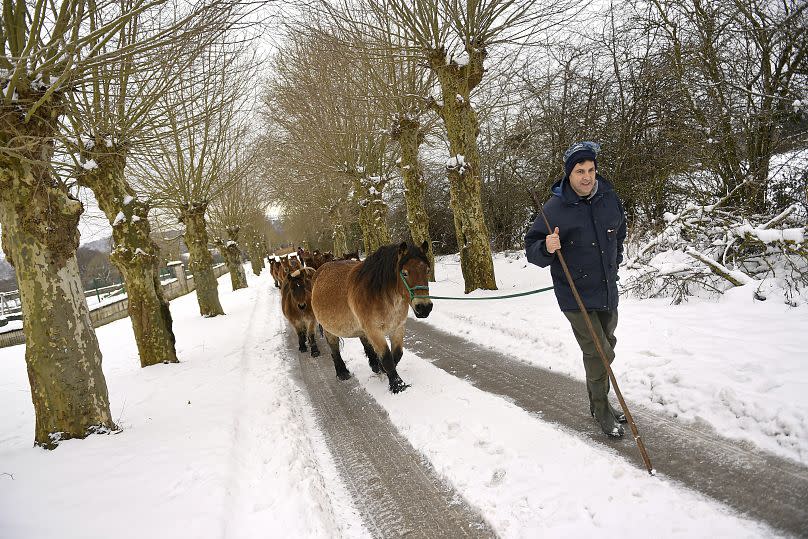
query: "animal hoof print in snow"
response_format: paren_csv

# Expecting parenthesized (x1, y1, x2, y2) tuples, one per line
(336, 370, 351, 381)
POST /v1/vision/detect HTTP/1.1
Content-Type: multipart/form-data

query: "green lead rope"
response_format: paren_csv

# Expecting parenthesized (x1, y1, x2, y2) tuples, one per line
(400, 271, 554, 301)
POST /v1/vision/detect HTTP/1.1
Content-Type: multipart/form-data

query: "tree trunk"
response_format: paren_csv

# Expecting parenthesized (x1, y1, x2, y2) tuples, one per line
(220, 242, 248, 289)
(0, 163, 116, 448)
(355, 175, 390, 255)
(248, 242, 264, 276)
(181, 202, 225, 317)
(221, 227, 247, 290)
(392, 115, 435, 280)
(333, 223, 348, 256)
(429, 49, 496, 292)
(743, 113, 774, 214)
(78, 149, 178, 367)
(240, 229, 264, 276)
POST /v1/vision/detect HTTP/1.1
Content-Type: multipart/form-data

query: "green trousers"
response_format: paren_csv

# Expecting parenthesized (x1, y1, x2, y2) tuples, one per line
(563, 309, 618, 405)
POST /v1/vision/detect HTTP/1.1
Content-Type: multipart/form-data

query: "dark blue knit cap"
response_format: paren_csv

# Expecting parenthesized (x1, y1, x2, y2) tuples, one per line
(563, 141, 600, 178)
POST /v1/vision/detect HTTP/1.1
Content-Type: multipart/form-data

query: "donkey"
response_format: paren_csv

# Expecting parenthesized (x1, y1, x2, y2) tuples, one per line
(281, 267, 320, 357)
(310, 241, 433, 393)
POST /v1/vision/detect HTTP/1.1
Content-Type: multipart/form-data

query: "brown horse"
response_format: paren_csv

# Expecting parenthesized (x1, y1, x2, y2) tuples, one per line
(269, 257, 282, 288)
(287, 254, 302, 272)
(307, 250, 333, 269)
(297, 247, 314, 267)
(281, 267, 320, 357)
(311, 241, 433, 393)
(274, 255, 301, 288)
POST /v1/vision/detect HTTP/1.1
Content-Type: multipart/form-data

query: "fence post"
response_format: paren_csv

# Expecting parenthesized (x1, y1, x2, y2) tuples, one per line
(167, 261, 188, 294)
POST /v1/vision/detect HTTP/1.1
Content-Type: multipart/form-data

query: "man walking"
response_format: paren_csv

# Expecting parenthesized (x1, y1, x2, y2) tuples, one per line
(525, 141, 628, 437)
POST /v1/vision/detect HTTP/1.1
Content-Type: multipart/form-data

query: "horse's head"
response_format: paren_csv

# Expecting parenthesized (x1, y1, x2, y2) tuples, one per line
(288, 256, 302, 271)
(285, 269, 311, 311)
(398, 240, 433, 318)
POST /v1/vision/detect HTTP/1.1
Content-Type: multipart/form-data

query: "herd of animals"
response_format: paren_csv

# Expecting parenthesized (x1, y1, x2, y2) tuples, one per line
(269, 241, 433, 393)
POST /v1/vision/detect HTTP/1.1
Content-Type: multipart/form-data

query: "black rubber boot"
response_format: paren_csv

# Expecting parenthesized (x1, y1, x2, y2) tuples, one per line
(588, 381, 627, 423)
(589, 399, 627, 424)
(592, 401, 624, 437)
(588, 380, 624, 437)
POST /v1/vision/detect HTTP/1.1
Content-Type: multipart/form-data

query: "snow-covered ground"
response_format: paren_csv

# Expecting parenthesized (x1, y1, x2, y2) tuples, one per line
(425, 252, 808, 465)
(0, 259, 800, 538)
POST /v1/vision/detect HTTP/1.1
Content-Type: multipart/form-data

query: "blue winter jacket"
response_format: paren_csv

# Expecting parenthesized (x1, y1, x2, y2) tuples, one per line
(525, 174, 626, 312)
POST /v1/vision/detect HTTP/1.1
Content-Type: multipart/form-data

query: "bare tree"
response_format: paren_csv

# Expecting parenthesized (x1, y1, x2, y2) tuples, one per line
(645, 0, 808, 213)
(263, 26, 394, 255)
(209, 156, 269, 287)
(64, 1, 237, 367)
(504, 12, 695, 230)
(0, 0, 165, 448)
(322, 0, 573, 291)
(241, 209, 275, 274)
(317, 4, 440, 275)
(134, 45, 256, 317)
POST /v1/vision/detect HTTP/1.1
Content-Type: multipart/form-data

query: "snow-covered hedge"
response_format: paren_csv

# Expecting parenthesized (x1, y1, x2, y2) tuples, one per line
(622, 202, 807, 306)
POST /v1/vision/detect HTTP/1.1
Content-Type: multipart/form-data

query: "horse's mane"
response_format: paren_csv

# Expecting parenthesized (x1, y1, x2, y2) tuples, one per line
(355, 242, 429, 296)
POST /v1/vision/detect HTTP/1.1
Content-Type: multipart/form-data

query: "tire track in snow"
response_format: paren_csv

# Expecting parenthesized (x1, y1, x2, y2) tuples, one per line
(218, 283, 263, 538)
(289, 331, 496, 538)
(405, 319, 808, 538)
(219, 279, 367, 538)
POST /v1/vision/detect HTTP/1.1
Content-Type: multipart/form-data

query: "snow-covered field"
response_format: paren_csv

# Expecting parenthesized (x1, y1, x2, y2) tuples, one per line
(0, 258, 802, 538)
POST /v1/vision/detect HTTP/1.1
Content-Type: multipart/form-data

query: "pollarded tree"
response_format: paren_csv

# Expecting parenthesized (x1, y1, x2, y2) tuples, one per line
(339, 8, 439, 276)
(259, 131, 351, 255)
(209, 157, 270, 286)
(0, 0, 167, 448)
(134, 45, 255, 317)
(240, 210, 275, 274)
(65, 1, 238, 367)
(338, 0, 575, 291)
(212, 229, 248, 289)
(264, 26, 395, 254)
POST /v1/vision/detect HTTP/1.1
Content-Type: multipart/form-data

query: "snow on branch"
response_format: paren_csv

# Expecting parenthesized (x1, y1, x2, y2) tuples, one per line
(623, 201, 808, 306)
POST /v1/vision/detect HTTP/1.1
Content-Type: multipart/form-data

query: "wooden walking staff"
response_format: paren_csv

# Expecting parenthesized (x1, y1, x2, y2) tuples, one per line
(529, 190, 655, 476)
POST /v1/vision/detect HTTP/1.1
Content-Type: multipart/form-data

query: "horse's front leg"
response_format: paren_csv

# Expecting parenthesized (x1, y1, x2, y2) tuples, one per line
(360, 336, 382, 374)
(391, 324, 405, 367)
(366, 331, 409, 394)
(296, 325, 308, 353)
(307, 319, 320, 358)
